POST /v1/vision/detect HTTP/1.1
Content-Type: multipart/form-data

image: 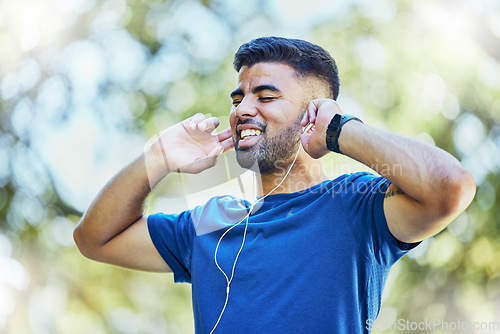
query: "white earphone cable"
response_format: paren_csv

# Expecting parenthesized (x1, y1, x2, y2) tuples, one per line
(209, 140, 303, 334)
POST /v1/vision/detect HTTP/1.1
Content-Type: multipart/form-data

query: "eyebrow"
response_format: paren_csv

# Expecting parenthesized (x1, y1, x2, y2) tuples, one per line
(230, 84, 281, 99)
(230, 88, 244, 99)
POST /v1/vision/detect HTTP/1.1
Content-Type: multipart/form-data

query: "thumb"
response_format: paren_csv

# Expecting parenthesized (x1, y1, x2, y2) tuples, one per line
(209, 145, 225, 157)
(300, 133, 326, 159)
(189, 146, 224, 173)
(205, 145, 225, 166)
(300, 133, 311, 155)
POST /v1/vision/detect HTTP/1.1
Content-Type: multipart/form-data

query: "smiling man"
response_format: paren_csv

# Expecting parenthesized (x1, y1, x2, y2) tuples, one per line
(74, 37, 476, 333)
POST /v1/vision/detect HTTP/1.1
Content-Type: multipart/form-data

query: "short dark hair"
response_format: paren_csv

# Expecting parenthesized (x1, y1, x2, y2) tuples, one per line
(233, 36, 340, 100)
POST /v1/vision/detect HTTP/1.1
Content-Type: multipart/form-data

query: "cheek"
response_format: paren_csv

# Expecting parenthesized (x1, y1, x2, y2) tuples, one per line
(229, 110, 237, 126)
(229, 110, 238, 134)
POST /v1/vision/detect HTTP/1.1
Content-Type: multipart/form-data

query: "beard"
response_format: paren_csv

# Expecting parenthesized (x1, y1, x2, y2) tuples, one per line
(234, 113, 303, 174)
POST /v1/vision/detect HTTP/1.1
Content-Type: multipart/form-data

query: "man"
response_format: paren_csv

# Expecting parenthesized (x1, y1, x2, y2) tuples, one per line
(74, 37, 476, 333)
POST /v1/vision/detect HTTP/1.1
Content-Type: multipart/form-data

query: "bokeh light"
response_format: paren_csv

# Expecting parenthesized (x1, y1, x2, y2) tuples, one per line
(0, 0, 499, 333)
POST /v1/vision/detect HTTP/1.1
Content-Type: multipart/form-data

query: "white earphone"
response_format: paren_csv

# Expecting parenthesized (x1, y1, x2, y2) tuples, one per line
(209, 124, 310, 333)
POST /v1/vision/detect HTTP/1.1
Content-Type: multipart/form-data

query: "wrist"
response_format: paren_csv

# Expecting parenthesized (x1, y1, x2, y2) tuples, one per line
(325, 114, 363, 154)
(143, 144, 171, 186)
(336, 119, 363, 156)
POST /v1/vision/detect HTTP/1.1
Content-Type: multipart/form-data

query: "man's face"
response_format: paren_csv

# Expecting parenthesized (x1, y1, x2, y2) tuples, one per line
(229, 62, 312, 173)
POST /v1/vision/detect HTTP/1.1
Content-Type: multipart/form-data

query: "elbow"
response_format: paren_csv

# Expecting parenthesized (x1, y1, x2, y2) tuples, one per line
(73, 224, 84, 253)
(73, 223, 90, 259)
(73, 221, 99, 261)
(438, 167, 476, 217)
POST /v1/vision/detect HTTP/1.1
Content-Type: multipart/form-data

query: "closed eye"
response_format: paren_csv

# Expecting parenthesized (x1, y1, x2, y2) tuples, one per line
(232, 100, 242, 106)
(259, 97, 277, 102)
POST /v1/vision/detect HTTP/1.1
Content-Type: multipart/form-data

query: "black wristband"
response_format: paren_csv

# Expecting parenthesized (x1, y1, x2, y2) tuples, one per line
(325, 114, 362, 154)
(326, 114, 342, 152)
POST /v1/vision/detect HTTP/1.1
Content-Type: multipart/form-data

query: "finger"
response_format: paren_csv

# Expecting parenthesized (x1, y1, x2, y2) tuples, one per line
(189, 113, 205, 130)
(300, 133, 324, 159)
(300, 133, 311, 155)
(216, 127, 233, 142)
(302, 123, 314, 134)
(307, 100, 318, 124)
(208, 145, 224, 157)
(198, 117, 220, 133)
(189, 145, 224, 173)
(191, 113, 205, 122)
(219, 137, 234, 152)
(301, 110, 309, 126)
(328, 100, 343, 117)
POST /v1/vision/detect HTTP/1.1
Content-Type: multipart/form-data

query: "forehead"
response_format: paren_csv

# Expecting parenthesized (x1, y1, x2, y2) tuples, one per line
(236, 62, 303, 91)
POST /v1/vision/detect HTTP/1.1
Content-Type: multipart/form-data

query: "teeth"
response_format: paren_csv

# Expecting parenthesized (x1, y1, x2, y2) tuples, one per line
(241, 129, 262, 139)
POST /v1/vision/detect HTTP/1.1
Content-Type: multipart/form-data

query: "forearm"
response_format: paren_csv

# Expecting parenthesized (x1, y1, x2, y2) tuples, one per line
(338, 121, 475, 212)
(74, 152, 164, 252)
(73, 113, 231, 258)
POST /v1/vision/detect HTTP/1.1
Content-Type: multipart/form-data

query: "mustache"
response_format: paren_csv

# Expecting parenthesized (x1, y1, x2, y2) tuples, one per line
(235, 119, 267, 134)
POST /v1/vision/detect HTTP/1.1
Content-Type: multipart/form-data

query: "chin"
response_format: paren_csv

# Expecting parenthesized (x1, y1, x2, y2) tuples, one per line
(236, 151, 278, 174)
(235, 150, 259, 171)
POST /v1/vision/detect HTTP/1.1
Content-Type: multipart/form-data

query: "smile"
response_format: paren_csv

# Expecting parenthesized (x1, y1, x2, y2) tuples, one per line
(235, 122, 266, 149)
(237, 129, 263, 149)
(240, 129, 262, 140)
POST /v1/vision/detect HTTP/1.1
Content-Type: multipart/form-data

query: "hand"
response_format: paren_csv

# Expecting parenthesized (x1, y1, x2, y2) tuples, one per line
(145, 113, 234, 180)
(300, 99, 343, 159)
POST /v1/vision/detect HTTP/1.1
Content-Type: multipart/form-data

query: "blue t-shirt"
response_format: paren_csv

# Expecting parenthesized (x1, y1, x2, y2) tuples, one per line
(148, 172, 418, 333)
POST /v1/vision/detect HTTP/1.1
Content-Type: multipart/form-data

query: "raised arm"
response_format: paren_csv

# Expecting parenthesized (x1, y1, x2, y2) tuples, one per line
(73, 114, 233, 271)
(301, 99, 476, 244)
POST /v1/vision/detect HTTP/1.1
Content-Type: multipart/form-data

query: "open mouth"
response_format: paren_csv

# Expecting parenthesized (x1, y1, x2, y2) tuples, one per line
(240, 129, 262, 140)
(237, 124, 264, 148)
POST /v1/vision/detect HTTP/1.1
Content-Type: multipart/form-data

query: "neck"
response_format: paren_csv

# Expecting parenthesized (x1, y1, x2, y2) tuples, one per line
(255, 152, 328, 197)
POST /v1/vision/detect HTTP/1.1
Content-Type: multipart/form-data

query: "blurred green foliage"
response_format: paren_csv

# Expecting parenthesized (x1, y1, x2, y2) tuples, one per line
(0, 0, 499, 333)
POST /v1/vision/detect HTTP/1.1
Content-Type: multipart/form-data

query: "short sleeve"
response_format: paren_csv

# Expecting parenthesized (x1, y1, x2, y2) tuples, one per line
(148, 211, 195, 283)
(339, 172, 419, 266)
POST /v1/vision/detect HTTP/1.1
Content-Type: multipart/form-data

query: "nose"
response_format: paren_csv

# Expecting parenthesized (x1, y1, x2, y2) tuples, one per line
(234, 97, 258, 120)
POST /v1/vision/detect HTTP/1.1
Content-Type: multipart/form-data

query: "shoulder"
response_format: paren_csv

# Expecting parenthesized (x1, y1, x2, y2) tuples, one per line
(190, 195, 249, 235)
(330, 172, 390, 195)
(150, 196, 245, 226)
(339, 171, 385, 183)
(191, 195, 247, 217)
